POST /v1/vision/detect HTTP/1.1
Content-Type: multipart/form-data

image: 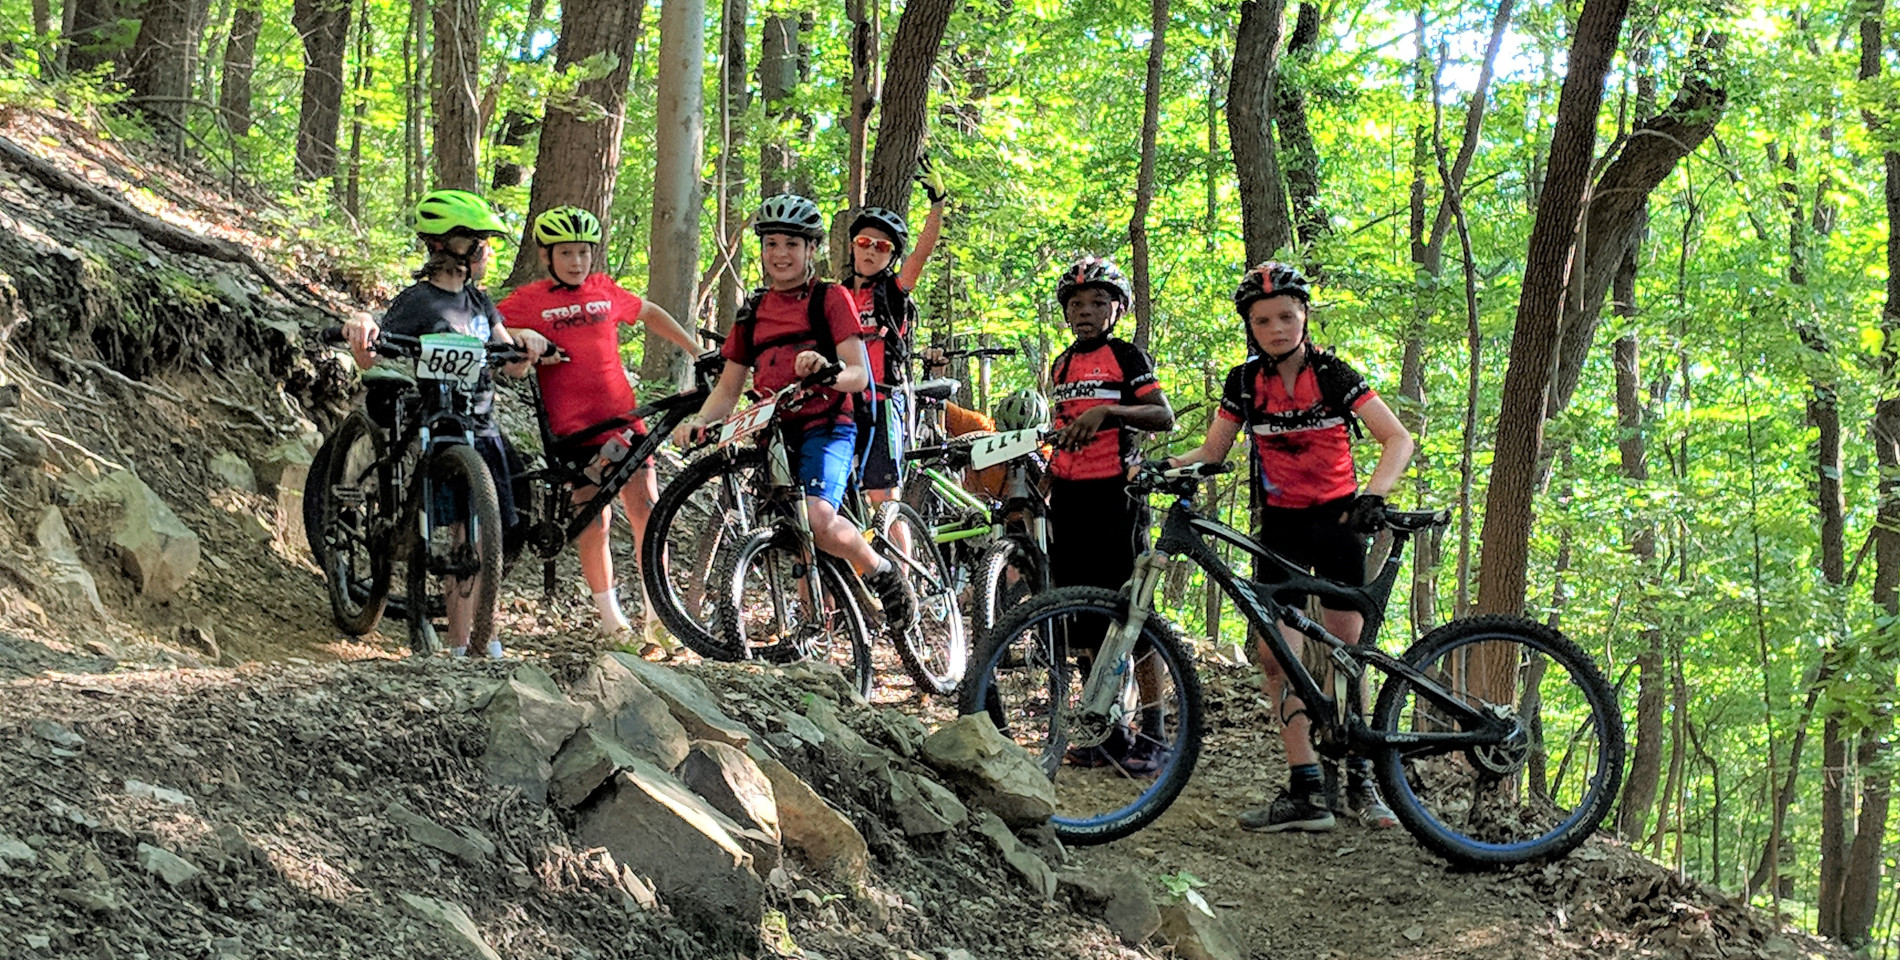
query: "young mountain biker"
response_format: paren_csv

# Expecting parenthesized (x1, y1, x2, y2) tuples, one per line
(1046, 256, 1175, 774)
(1167, 261, 1416, 832)
(843, 155, 949, 549)
(342, 189, 547, 659)
(671, 194, 920, 633)
(497, 206, 701, 656)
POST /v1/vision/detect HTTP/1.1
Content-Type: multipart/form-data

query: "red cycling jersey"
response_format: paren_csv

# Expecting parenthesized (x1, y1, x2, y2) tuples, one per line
(1216, 359, 1374, 508)
(1048, 337, 1161, 482)
(497, 273, 645, 443)
(721, 280, 862, 432)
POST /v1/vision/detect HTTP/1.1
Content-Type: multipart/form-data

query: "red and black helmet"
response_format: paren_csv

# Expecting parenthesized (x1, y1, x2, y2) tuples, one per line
(1056, 256, 1132, 307)
(1234, 261, 1311, 317)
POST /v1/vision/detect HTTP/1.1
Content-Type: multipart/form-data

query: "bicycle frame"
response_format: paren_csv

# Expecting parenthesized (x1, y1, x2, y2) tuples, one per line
(1080, 491, 1511, 761)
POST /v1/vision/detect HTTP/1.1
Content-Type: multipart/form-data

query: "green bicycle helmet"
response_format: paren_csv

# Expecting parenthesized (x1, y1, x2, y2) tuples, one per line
(755, 194, 826, 241)
(994, 389, 1050, 431)
(412, 189, 509, 238)
(533, 206, 603, 246)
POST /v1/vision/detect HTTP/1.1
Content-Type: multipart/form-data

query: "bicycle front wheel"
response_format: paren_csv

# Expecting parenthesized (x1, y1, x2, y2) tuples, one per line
(957, 586, 1203, 846)
(716, 526, 873, 696)
(877, 501, 967, 695)
(318, 411, 392, 635)
(1371, 615, 1624, 867)
(641, 447, 764, 659)
(405, 443, 503, 656)
(971, 536, 1043, 651)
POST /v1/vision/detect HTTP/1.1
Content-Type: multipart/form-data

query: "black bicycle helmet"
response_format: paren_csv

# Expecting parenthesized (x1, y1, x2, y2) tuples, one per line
(849, 206, 910, 255)
(1055, 256, 1132, 307)
(755, 194, 825, 240)
(1234, 261, 1310, 317)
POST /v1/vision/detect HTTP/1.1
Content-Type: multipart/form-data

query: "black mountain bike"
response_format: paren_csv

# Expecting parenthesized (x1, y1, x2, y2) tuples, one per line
(961, 461, 1624, 866)
(315, 329, 533, 653)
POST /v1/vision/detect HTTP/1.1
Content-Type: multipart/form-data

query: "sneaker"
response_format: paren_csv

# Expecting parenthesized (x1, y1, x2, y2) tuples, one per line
(1117, 736, 1171, 777)
(1238, 789, 1337, 833)
(864, 561, 919, 631)
(485, 639, 505, 660)
(1348, 778, 1399, 829)
(1064, 743, 1113, 768)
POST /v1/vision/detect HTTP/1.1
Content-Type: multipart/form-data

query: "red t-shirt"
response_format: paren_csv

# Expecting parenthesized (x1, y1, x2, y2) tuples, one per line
(845, 279, 910, 395)
(1049, 337, 1161, 481)
(497, 273, 644, 442)
(1216, 358, 1373, 508)
(721, 281, 862, 431)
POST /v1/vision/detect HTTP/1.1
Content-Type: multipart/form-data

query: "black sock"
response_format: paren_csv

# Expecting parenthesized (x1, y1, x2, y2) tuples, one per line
(1290, 763, 1324, 797)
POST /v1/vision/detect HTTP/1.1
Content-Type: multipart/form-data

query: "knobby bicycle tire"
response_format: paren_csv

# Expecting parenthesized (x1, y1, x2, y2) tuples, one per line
(1371, 614, 1624, 867)
(405, 443, 503, 656)
(876, 501, 967, 695)
(971, 536, 1044, 655)
(318, 411, 392, 636)
(958, 585, 1204, 845)
(640, 446, 766, 659)
(714, 525, 873, 696)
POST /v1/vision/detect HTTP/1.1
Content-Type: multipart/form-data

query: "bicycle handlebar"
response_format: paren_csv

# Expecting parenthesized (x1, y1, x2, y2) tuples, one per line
(319, 325, 568, 365)
(940, 347, 1016, 360)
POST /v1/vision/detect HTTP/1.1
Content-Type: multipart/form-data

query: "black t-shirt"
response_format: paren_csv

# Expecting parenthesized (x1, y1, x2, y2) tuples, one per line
(378, 281, 508, 435)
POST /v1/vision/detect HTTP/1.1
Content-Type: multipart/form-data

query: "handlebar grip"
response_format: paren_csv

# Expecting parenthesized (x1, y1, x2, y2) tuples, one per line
(319, 325, 346, 345)
(799, 360, 846, 389)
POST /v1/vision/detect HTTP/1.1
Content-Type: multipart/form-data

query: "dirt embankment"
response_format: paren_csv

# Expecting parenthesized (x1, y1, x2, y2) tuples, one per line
(0, 105, 1856, 959)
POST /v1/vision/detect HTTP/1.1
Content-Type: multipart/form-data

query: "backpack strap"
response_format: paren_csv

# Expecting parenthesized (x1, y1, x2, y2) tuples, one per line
(805, 280, 839, 363)
(870, 274, 917, 384)
(1307, 347, 1367, 439)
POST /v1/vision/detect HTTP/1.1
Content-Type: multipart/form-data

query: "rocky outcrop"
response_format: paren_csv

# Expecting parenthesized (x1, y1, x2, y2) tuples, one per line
(72, 470, 200, 601)
(574, 760, 765, 940)
(34, 507, 105, 618)
(568, 654, 691, 770)
(747, 745, 869, 884)
(481, 665, 585, 805)
(920, 713, 1056, 827)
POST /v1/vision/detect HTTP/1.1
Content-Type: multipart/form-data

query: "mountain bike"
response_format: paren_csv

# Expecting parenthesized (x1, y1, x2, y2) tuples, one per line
(960, 461, 1624, 866)
(903, 427, 1052, 647)
(315, 329, 538, 654)
(509, 348, 726, 595)
(704, 363, 963, 697)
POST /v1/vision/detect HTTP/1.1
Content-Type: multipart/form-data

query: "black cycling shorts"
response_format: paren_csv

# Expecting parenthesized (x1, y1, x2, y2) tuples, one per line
(856, 395, 904, 491)
(1254, 495, 1366, 611)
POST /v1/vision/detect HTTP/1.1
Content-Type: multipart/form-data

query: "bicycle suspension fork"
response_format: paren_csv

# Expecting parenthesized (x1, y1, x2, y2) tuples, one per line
(1078, 552, 1170, 717)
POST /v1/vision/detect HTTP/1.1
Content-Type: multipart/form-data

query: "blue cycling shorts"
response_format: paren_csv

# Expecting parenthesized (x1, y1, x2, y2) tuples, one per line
(793, 421, 857, 509)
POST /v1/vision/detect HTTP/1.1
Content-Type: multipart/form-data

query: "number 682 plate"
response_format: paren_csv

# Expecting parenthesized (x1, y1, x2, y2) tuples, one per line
(416, 333, 486, 387)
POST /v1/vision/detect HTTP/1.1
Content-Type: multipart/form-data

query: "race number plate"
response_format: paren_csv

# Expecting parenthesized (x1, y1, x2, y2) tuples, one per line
(416, 333, 486, 387)
(719, 399, 777, 446)
(968, 428, 1040, 470)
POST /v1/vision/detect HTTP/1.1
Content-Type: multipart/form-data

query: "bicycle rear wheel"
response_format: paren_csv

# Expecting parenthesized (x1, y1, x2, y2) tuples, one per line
(1370, 615, 1624, 867)
(715, 526, 873, 697)
(405, 444, 503, 656)
(641, 447, 764, 659)
(877, 501, 967, 695)
(957, 586, 1203, 846)
(318, 411, 392, 635)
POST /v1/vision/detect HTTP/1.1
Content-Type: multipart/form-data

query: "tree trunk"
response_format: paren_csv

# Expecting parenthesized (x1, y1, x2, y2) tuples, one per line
(1818, 713, 1849, 936)
(67, 0, 123, 76)
(1399, 12, 1434, 632)
(1611, 325, 1664, 842)
(403, 0, 426, 205)
(1840, 2, 1900, 942)
(1128, 0, 1168, 352)
(430, 0, 481, 191)
(477, 0, 548, 136)
(865, 0, 955, 218)
(1275, 2, 1326, 249)
(1227, 0, 1291, 264)
(501, 0, 643, 287)
(715, 0, 748, 333)
(1748, 675, 1825, 896)
(759, 14, 802, 197)
(344, 0, 372, 220)
(844, 0, 877, 208)
(1544, 45, 1726, 420)
(218, 0, 260, 136)
(1204, 47, 1224, 250)
(490, 111, 538, 188)
(127, 0, 199, 152)
(1473, 0, 1630, 618)
(641, 0, 705, 386)
(293, 0, 353, 181)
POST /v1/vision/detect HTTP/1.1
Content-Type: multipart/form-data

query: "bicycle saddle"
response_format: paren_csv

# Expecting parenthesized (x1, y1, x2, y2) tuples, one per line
(1384, 508, 1451, 532)
(911, 378, 960, 402)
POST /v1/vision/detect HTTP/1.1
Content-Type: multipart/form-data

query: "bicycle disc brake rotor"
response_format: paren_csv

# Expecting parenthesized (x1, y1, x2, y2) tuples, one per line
(1467, 708, 1531, 776)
